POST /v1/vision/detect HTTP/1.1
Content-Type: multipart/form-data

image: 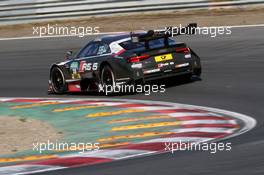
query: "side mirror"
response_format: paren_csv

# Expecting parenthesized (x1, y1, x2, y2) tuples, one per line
(65, 50, 73, 60)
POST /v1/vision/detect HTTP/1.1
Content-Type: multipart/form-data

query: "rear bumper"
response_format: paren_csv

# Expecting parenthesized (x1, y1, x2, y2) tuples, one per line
(142, 66, 192, 82)
(122, 61, 199, 84)
(130, 52, 201, 83)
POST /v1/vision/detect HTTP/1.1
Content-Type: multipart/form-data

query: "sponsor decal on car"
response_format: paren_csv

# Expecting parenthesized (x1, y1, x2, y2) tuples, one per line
(71, 73, 81, 79)
(155, 53, 173, 62)
(175, 63, 190, 68)
(157, 62, 174, 68)
(185, 54, 191, 59)
(143, 68, 161, 74)
(158, 62, 169, 68)
(70, 62, 81, 79)
(79, 61, 98, 72)
(131, 63, 142, 69)
(70, 62, 79, 72)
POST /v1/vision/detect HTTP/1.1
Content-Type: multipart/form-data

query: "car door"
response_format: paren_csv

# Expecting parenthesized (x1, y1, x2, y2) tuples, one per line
(78, 42, 112, 76)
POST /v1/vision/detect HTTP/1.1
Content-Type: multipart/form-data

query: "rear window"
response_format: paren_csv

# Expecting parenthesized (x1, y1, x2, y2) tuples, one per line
(120, 38, 176, 50)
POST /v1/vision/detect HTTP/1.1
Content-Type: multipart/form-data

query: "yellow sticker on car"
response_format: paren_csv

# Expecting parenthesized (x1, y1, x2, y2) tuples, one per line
(155, 53, 173, 62)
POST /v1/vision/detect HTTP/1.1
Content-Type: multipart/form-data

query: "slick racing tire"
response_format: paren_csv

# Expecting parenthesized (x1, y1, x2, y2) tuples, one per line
(183, 73, 192, 81)
(194, 67, 202, 77)
(50, 67, 67, 94)
(101, 65, 115, 86)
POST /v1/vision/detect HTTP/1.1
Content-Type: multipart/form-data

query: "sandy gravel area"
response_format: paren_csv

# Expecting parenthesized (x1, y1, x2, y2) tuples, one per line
(0, 116, 62, 155)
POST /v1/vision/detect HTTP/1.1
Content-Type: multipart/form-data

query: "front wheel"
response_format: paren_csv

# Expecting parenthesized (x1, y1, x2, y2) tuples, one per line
(50, 67, 67, 94)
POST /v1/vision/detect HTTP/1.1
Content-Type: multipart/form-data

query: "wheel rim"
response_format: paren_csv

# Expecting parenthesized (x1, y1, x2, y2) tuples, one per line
(102, 68, 114, 86)
(51, 68, 65, 92)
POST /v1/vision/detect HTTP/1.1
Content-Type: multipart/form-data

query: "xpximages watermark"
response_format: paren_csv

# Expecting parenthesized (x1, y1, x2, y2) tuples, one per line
(32, 24, 100, 37)
(164, 141, 232, 154)
(165, 24, 232, 38)
(33, 140, 100, 153)
(98, 84, 166, 95)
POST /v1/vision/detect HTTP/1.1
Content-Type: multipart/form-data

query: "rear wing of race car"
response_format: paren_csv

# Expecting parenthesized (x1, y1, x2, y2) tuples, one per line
(130, 23, 197, 48)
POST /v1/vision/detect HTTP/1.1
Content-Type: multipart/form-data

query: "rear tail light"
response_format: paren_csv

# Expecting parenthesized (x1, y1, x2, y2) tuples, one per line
(176, 47, 190, 53)
(128, 54, 150, 63)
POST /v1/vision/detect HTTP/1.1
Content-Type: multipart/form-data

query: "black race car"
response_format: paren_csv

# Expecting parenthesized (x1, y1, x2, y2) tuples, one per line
(48, 23, 201, 94)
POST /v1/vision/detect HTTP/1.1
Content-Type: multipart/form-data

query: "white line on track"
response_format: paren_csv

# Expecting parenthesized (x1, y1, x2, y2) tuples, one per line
(0, 165, 65, 175)
(180, 119, 237, 125)
(230, 24, 264, 28)
(168, 112, 223, 117)
(142, 137, 213, 143)
(0, 24, 264, 41)
(0, 32, 125, 41)
(170, 127, 237, 133)
(66, 149, 155, 160)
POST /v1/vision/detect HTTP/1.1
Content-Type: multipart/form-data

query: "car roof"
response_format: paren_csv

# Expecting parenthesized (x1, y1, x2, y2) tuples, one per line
(94, 32, 145, 44)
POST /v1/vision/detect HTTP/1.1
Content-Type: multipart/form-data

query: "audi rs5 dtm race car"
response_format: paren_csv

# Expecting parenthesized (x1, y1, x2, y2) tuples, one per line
(48, 23, 202, 94)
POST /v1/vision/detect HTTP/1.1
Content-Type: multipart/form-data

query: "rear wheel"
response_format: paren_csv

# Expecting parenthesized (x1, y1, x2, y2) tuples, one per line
(100, 65, 116, 95)
(183, 73, 192, 81)
(50, 67, 67, 94)
(101, 65, 115, 86)
(193, 67, 202, 77)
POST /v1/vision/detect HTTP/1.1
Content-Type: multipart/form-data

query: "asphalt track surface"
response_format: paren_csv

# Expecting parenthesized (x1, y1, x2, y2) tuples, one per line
(0, 27, 264, 175)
